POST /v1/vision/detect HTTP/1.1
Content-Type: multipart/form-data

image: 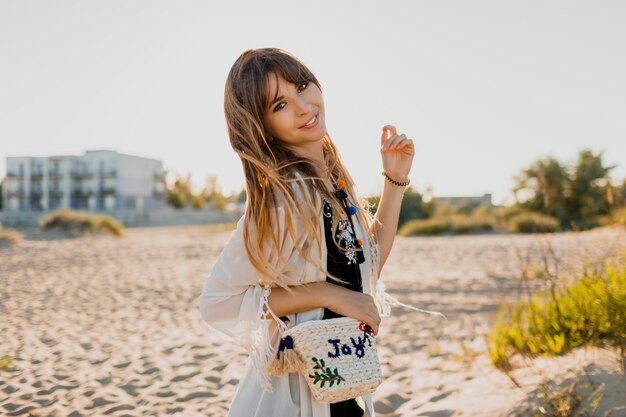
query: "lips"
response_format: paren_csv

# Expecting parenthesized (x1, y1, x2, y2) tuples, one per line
(299, 112, 319, 129)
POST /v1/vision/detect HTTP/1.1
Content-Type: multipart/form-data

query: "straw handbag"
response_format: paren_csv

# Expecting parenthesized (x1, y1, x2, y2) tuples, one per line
(266, 316, 381, 404)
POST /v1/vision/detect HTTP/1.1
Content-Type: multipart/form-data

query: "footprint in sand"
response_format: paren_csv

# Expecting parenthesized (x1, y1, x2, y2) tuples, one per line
(112, 361, 131, 369)
(96, 376, 112, 385)
(176, 391, 216, 402)
(171, 371, 200, 382)
(103, 404, 135, 414)
(140, 367, 159, 375)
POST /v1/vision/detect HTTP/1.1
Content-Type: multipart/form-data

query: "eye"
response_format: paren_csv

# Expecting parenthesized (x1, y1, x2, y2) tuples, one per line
(272, 82, 309, 112)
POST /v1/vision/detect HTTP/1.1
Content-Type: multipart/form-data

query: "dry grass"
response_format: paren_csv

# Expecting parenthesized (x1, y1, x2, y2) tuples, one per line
(0, 223, 22, 245)
(38, 209, 126, 237)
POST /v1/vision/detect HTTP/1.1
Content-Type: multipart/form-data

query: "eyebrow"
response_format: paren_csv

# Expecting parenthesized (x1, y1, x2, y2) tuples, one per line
(267, 94, 284, 110)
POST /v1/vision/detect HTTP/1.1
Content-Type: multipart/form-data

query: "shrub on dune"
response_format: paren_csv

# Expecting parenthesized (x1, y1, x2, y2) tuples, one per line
(488, 251, 626, 372)
(0, 223, 22, 245)
(38, 209, 125, 237)
(398, 217, 450, 236)
(450, 214, 496, 234)
(508, 211, 560, 233)
(596, 206, 626, 229)
(398, 214, 495, 236)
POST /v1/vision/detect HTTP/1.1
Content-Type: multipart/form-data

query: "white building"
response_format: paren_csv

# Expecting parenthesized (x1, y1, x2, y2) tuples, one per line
(3, 150, 166, 213)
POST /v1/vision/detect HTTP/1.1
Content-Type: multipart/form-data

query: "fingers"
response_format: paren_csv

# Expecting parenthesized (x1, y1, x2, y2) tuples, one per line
(381, 125, 397, 145)
(381, 124, 412, 151)
(365, 297, 381, 336)
(391, 136, 412, 151)
(383, 125, 397, 137)
(367, 312, 381, 336)
(382, 133, 407, 151)
(334, 292, 381, 336)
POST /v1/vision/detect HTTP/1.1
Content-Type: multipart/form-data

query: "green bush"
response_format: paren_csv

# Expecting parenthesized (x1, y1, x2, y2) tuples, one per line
(509, 211, 560, 233)
(399, 217, 450, 236)
(38, 209, 125, 237)
(596, 205, 626, 228)
(512, 149, 616, 232)
(499, 204, 528, 221)
(365, 186, 428, 229)
(488, 252, 626, 371)
(431, 200, 458, 217)
(398, 213, 495, 236)
(190, 194, 206, 210)
(450, 215, 495, 234)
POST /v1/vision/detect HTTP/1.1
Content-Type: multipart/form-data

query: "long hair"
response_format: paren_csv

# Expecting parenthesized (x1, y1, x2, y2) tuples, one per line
(224, 48, 378, 293)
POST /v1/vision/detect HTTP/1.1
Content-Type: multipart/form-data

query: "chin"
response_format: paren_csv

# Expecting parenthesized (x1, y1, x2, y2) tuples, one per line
(314, 127, 327, 141)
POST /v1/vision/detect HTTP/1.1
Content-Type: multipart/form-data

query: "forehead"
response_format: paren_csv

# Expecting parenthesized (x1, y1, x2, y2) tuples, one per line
(265, 72, 293, 99)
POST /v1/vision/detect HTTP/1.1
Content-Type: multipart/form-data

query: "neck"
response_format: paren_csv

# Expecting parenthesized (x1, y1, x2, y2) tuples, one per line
(291, 141, 327, 179)
(294, 142, 336, 193)
(311, 151, 327, 180)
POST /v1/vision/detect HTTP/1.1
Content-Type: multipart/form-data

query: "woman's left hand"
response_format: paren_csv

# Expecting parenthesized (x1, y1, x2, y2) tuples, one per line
(380, 125, 414, 181)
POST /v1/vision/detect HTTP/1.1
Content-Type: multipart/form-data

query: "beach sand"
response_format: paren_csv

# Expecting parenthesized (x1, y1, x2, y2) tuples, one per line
(1, 225, 625, 416)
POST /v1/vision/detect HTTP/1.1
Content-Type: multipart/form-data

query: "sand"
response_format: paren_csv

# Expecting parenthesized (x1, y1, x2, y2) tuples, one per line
(1, 224, 625, 417)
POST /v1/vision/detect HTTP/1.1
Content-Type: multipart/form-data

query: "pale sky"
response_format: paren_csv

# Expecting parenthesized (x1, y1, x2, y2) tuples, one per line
(1, 0, 625, 206)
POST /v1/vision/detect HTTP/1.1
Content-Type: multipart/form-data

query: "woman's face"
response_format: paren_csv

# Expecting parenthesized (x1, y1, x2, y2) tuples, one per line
(262, 72, 326, 154)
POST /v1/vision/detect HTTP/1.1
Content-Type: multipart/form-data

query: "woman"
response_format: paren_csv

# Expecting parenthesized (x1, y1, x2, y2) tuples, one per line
(198, 48, 418, 417)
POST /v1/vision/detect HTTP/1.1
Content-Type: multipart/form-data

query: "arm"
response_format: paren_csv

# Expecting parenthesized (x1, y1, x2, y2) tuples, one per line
(263, 281, 328, 317)
(267, 281, 382, 336)
(198, 210, 381, 337)
(370, 178, 406, 277)
(369, 124, 415, 277)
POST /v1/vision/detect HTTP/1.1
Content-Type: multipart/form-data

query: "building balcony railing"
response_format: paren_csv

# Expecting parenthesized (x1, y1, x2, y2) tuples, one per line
(98, 186, 116, 195)
(7, 189, 24, 197)
(49, 170, 63, 178)
(71, 171, 93, 179)
(6, 171, 23, 179)
(71, 188, 93, 197)
(31, 171, 44, 179)
(30, 188, 44, 196)
(99, 169, 117, 178)
(29, 199, 45, 211)
(49, 189, 63, 197)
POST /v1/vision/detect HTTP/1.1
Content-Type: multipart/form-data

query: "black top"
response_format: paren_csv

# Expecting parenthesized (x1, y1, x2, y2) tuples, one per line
(321, 185, 366, 417)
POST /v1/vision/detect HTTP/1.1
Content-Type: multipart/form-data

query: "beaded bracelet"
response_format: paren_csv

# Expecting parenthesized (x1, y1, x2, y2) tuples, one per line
(382, 171, 410, 187)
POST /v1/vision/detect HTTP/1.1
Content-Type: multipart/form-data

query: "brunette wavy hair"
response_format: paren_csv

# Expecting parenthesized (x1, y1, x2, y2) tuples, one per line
(223, 48, 379, 292)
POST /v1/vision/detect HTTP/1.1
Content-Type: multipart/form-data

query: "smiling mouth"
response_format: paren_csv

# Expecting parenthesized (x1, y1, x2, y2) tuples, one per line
(300, 112, 319, 128)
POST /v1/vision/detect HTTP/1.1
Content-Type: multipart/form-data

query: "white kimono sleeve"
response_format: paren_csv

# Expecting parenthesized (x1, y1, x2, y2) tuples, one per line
(197, 207, 294, 392)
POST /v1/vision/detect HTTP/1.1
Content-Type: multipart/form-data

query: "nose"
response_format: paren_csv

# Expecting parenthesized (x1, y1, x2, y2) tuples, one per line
(293, 96, 309, 116)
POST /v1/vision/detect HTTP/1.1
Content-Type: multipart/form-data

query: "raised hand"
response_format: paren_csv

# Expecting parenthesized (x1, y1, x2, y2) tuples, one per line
(380, 125, 415, 182)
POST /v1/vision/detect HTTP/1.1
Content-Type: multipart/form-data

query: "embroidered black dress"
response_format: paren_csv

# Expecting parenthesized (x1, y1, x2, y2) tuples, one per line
(321, 184, 366, 417)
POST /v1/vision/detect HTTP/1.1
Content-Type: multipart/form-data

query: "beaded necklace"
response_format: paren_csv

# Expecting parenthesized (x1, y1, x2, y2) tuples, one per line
(322, 176, 365, 265)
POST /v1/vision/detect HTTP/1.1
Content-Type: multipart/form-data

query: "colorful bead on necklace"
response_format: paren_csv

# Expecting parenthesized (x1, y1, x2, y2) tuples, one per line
(334, 179, 356, 212)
